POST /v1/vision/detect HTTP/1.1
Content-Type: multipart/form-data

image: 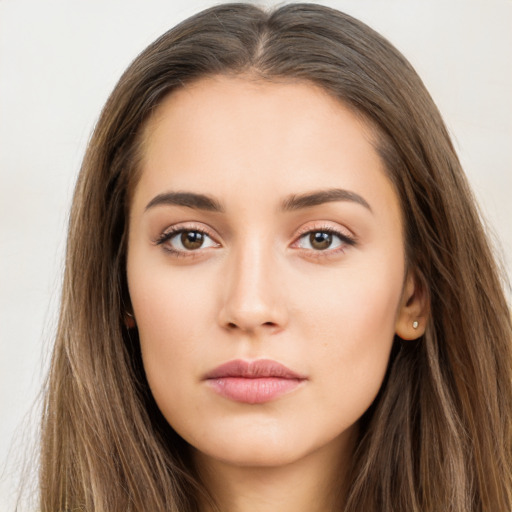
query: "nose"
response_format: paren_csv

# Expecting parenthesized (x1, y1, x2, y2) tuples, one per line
(217, 239, 288, 335)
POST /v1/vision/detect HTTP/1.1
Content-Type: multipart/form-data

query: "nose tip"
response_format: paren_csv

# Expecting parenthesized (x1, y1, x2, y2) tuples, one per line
(222, 307, 285, 335)
(217, 250, 288, 335)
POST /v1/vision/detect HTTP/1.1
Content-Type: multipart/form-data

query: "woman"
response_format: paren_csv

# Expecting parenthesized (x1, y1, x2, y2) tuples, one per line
(39, 3, 512, 511)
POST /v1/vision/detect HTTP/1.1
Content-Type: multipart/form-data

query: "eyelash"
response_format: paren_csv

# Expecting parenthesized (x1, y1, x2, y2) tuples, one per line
(154, 224, 356, 259)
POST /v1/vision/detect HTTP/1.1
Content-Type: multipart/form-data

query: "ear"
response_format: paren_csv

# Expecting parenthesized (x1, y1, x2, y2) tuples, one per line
(124, 310, 136, 329)
(395, 270, 429, 340)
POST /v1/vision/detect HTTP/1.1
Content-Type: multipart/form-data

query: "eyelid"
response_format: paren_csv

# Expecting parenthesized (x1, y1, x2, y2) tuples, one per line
(293, 221, 356, 243)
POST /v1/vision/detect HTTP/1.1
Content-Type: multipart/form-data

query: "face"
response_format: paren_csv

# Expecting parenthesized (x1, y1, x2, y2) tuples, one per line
(127, 76, 409, 470)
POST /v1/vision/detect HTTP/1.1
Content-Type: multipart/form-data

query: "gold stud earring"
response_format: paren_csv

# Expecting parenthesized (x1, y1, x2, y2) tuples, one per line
(412, 320, 419, 329)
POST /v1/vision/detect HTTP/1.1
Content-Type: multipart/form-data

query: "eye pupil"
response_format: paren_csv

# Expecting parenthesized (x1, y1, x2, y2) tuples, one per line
(181, 231, 204, 250)
(310, 231, 332, 250)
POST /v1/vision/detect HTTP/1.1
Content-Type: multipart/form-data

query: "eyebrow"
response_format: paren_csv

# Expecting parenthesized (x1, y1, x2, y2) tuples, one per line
(145, 192, 224, 212)
(144, 188, 372, 214)
(281, 188, 372, 213)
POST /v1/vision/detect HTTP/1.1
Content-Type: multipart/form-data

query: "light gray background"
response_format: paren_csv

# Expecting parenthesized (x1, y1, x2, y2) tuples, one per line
(1, 0, 511, 509)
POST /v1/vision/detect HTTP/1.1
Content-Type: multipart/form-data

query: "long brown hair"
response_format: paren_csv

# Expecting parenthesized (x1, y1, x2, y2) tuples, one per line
(40, 3, 512, 511)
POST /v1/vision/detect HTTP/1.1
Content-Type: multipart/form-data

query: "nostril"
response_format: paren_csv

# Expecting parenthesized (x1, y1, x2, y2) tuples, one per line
(225, 321, 278, 331)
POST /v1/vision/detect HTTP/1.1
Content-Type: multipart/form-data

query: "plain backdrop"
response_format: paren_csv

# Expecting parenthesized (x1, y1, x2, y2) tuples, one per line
(1, 0, 511, 508)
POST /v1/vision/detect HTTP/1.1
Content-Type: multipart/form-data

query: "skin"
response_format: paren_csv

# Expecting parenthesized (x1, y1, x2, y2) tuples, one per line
(126, 75, 426, 512)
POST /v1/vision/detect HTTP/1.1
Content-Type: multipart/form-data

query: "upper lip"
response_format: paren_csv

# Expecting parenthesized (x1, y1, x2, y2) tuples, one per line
(205, 359, 306, 380)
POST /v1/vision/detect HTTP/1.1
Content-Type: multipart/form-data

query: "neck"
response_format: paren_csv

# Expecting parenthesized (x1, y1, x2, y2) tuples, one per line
(193, 429, 356, 512)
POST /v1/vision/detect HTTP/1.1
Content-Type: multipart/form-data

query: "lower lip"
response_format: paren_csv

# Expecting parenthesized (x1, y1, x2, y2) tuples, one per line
(206, 377, 304, 404)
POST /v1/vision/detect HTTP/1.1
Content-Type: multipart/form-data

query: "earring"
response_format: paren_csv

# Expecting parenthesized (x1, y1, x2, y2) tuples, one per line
(412, 320, 419, 329)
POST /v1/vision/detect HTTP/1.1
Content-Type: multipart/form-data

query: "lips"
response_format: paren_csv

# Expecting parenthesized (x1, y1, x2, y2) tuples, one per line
(204, 359, 306, 404)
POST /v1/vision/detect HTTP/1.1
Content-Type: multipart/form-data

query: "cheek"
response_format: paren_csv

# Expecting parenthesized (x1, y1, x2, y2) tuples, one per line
(297, 254, 402, 341)
(127, 260, 216, 408)
(294, 256, 403, 412)
(129, 248, 218, 337)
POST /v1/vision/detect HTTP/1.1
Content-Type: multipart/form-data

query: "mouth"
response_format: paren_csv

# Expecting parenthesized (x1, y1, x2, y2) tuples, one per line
(204, 359, 307, 404)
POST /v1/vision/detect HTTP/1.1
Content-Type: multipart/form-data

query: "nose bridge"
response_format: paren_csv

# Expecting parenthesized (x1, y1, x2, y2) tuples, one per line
(219, 233, 286, 332)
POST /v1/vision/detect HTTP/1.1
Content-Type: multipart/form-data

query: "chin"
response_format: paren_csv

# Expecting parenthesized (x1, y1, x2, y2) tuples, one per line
(187, 419, 350, 470)
(196, 439, 307, 468)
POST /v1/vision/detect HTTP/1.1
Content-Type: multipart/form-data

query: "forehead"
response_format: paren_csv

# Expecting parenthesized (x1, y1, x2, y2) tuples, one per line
(142, 75, 377, 161)
(133, 75, 400, 224)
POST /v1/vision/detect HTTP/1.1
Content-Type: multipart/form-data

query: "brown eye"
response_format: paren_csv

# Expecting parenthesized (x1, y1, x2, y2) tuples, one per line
(309, 231, 333, 250)
(294, 228, 354, 254)
(180, 231, 205, 250)
(156, 227, 219, 255)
